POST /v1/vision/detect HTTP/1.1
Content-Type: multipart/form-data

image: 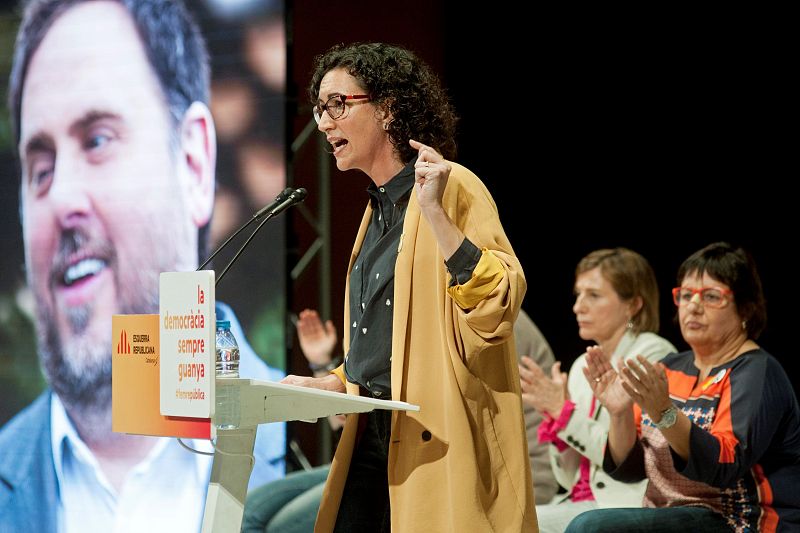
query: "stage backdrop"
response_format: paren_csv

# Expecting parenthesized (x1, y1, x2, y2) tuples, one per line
(0, 1, 287, 425)
(285, 0, 797, 421)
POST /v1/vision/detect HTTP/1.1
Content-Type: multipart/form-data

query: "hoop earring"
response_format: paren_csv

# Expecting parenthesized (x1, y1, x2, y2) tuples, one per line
(383, 122, 389, 130)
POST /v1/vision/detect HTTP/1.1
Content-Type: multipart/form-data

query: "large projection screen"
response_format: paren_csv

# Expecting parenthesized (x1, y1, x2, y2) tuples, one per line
(0, 0, 287, 433)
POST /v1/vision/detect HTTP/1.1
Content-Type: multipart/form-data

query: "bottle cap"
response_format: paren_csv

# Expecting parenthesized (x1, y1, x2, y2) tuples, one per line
(216, 320, 231, 329)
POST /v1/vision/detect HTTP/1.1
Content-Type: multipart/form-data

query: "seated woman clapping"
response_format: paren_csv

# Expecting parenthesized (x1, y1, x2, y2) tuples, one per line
(568, 242, 800, 533)
(519, 248, 675, 532)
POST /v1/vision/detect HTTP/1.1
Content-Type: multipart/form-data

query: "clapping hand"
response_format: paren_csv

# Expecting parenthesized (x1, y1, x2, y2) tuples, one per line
(297, 308, 337, 368)
(583, 345, 633, 416)
(519, 358, 568, 417)
(618, 355, 672, 420)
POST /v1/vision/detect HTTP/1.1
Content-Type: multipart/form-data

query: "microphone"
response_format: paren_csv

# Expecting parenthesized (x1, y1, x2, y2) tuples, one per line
(253, 187, 294, 220)
(264, 188, 308, 219)
(198, 187, 294, 271)
(213, 187, 308, 286)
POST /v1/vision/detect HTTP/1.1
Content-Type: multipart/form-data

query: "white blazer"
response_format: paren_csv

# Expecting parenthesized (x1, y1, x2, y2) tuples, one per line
(549, 331, 676, 507)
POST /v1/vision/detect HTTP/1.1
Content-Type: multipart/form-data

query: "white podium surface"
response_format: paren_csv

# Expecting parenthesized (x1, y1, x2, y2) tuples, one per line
(228, 378, 419, 425)
(202, 379, 419, 533)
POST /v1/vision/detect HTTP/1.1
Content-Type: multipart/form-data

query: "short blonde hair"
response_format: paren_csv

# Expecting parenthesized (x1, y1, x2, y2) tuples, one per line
(576, 248, 660, 333)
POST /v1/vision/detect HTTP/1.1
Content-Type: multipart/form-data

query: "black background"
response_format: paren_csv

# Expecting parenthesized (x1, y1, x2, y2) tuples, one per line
(288, 3, 794, 382)
(284, 2, 794, 463)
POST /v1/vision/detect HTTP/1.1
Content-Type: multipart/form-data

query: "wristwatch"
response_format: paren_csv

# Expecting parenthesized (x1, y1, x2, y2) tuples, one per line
(654, 405, 678, 430)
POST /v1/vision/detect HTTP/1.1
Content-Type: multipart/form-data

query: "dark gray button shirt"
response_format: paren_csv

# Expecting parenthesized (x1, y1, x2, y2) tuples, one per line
(345, 162, 481, 397)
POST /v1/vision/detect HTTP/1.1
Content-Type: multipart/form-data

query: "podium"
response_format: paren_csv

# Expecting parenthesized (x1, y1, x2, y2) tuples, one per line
(203, 379, 418, 532)
(112, 316, 419, 532)
(111, 269, 419, 533)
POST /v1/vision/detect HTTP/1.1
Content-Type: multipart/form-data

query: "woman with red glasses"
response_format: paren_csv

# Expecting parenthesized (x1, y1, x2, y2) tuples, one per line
(571, 242, 800, 532)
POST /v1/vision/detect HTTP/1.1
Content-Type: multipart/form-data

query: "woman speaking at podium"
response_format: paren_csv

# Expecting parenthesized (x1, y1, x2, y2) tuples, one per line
(281, 42, 536, 532)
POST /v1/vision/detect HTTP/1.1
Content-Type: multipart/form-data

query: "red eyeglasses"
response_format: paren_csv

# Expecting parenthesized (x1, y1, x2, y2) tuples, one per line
(671, 287, 733, 308)
(313, 94, 370, 123)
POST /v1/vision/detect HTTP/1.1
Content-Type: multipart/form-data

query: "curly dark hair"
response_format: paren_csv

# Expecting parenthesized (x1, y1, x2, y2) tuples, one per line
(309, 42, 458, 163)
(676, 242, 767, 339)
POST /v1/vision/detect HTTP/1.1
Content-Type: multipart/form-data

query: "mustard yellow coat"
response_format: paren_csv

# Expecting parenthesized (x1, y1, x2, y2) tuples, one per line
(315, 162, 537, 532)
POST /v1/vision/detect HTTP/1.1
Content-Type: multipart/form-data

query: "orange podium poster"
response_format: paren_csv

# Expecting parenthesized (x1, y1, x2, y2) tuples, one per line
(112, 314, 213, 439)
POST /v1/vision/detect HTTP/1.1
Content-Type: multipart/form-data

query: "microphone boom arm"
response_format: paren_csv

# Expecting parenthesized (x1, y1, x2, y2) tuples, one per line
(196, 187, 293, 271)
(212, 188, 307, 287)
(213, 210, 273, 286)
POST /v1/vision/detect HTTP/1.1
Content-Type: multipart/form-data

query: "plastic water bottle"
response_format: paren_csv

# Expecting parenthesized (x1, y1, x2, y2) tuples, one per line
(215, 320, 240, 429)
(215, 320, 240, 377)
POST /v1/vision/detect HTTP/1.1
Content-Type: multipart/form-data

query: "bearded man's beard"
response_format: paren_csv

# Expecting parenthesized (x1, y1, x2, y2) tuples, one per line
(33, 228, 162, 427)
(38, 301, 113, 419)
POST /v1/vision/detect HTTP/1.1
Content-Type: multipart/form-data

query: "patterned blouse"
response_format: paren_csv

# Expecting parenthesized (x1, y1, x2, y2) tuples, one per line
(605, 349, 800, 532)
